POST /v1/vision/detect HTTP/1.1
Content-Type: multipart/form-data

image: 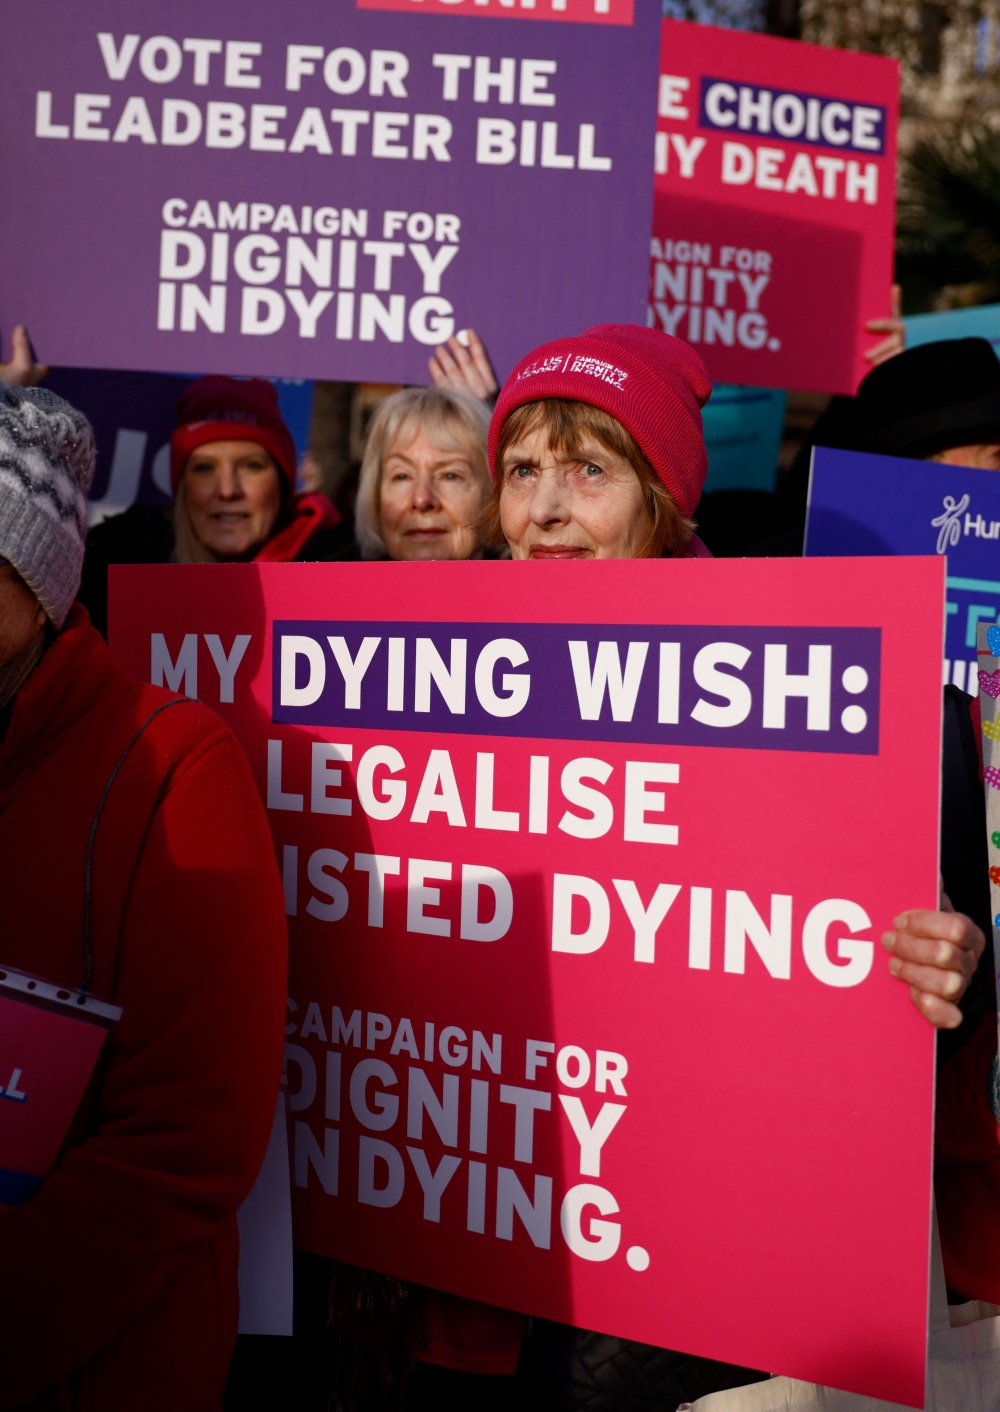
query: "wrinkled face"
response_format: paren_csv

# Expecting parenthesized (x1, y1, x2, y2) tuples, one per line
(931, 443, 1000, 472)
(379, 427, 486, 562)
(499, 425, 649, 560)
(182, 440, 283, 559)
(0, 560, 47, 669)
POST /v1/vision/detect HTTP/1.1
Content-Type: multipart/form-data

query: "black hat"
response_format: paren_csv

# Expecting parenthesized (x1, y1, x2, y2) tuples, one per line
(855, 337, 1000, 459)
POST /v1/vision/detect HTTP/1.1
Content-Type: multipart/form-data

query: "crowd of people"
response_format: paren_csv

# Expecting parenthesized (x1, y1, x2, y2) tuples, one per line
(1, 306, 999, 1412)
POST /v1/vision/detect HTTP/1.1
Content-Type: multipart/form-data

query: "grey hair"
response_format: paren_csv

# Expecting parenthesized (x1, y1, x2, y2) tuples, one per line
(354, 386, 491, 559)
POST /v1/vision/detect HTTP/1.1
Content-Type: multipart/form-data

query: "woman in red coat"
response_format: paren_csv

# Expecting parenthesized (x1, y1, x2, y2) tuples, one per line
(78, 374, 347, 637)
(0, 383, 288, 1410)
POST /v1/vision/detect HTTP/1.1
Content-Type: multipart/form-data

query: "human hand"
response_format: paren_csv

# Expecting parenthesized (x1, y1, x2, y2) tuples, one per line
(883, 894, 985, 1029)
(863, 283, 904, 368)
(427, 328, 498, 404)
(0, 326, 49, 387)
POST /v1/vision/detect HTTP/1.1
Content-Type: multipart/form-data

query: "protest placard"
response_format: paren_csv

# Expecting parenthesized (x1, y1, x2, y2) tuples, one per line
(904, 301, 1000, 356)
(109, 556, 942, 1404)
(651, 22, 898, 396)
(701, 383, 785, 491)
(974, 622, 1000, 1024)
(0, 0, 658, 383)
(806, 445, 1000, 694)
(0, 969, 120, 1211)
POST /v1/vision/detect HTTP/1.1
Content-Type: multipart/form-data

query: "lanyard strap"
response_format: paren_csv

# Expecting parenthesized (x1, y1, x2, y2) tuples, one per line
(82, 697, 196, 998)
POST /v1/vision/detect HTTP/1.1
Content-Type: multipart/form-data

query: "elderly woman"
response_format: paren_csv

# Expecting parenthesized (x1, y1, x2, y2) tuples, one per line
(474, 323, 987, 1406)
(325, 328, 990, 1412)
(489, 324, 983, 1018)
(79, 375, 345, 636)
(0, 384, 286, 1409)
(350, 385, 492, 562)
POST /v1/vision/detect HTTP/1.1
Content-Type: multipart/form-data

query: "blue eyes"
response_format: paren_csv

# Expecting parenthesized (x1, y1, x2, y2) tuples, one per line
(511, 463, 603, 479)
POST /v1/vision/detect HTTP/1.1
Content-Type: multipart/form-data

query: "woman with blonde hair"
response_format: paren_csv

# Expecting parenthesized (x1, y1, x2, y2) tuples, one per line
(79, 376, 345, 635)
(350, 384, 493, 562)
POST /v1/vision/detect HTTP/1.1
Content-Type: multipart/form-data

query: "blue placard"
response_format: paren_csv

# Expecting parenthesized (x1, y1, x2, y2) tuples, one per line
(903, 302, 1000, 356)
(805, 444, 1000, 693)
(701, 384, 786, 493)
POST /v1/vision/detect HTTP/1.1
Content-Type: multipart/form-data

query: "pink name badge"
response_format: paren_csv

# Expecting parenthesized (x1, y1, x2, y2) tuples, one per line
(0, 967, 121, 1209)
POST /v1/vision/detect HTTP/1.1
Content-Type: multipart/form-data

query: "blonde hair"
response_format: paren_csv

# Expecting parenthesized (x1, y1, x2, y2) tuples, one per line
(355, 386, 492, 560)
(486, 398, 695, 559)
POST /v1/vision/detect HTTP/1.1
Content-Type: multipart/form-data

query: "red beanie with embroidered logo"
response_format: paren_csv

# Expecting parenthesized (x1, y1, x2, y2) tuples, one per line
(170, 376, 297, 494)
(488, 324, 712, 518)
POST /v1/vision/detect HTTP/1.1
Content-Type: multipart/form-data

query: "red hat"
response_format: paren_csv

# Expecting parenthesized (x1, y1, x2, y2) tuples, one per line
(170, 376, 297, 494)
(488, 324, 711, 518)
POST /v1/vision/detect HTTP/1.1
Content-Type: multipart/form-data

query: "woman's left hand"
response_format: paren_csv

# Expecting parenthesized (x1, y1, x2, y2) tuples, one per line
(883, 895, 985, 1029)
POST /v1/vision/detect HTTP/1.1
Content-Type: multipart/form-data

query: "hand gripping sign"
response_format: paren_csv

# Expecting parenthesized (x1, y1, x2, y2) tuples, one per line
(0, 0, 658, 383)
(109, 556, 942, 1406)
(652, 21, 899, 395)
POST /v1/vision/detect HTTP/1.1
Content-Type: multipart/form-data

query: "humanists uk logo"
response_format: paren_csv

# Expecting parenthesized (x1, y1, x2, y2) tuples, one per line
(930, 493, 1000, 551)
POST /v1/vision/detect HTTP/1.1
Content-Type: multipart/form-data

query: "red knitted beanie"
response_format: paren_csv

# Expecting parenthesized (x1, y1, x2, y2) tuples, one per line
(488, 324, 711, 518)
(170, 376, 297, 494)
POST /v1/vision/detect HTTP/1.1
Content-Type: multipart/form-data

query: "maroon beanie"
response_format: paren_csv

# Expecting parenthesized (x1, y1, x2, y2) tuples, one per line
(170, 376, 297, 493)
(488, 324, 711, 518)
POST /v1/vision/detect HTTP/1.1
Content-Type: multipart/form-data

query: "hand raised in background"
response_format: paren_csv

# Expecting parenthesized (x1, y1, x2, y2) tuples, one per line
(428, 328, 499, 405)
(864, 283, 905, 368)
(0, 326, 50, 388)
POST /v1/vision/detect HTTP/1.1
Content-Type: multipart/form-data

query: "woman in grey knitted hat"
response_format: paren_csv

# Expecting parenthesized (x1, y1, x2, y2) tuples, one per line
(0, 385, 94, 722)
(0, 383, 288, 1409)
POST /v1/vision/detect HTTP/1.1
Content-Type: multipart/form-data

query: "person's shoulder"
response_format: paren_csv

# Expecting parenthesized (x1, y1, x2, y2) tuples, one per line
(86, 503, 175, 565)
(125, 683, 234, 754)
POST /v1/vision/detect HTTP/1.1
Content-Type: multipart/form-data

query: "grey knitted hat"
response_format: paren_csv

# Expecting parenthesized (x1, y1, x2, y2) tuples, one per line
(0, 386, 95, 628)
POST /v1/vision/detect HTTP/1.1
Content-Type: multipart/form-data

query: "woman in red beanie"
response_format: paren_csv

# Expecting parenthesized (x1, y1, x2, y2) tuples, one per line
(485, 324, 712, 562)
(79, 376, 347, 637)
(475, 324, 986, 1408)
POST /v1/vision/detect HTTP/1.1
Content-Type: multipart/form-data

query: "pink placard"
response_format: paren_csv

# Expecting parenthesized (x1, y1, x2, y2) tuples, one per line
(356, 0, 634, 24)
(0, 994, 108, 1207)
(109, 556, 942, 1405)
(652, 21, 899, 394)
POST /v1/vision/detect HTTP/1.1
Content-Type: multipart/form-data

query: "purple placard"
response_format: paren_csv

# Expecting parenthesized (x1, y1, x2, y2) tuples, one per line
(272, 620, 882, 754)
(698, 77, 886, 156)
(0, 1, 659, 383)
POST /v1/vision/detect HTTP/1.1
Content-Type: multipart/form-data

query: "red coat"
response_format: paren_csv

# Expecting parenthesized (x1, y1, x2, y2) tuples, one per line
(0, 607, 287, 1410)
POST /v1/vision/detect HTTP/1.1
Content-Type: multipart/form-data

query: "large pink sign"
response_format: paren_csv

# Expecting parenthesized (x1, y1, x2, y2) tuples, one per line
(110, 557, 941, 1405)
(652, 21, 899, 394)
